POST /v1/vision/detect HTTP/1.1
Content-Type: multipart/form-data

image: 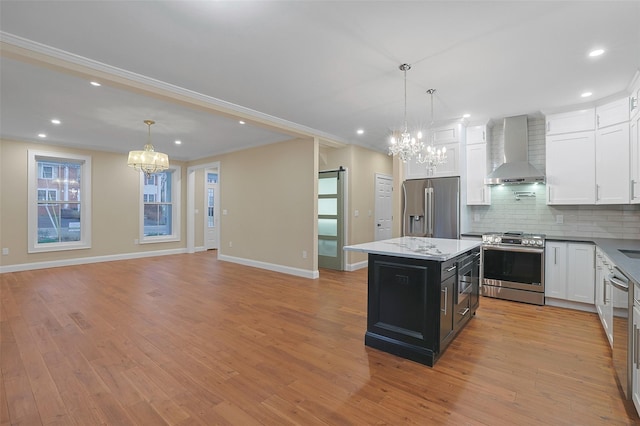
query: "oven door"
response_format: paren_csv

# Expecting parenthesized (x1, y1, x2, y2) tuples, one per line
(482, 245, 544, 293)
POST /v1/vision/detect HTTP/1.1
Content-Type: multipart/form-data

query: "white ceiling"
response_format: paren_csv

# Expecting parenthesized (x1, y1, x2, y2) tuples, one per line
(1, 1, 639, 161)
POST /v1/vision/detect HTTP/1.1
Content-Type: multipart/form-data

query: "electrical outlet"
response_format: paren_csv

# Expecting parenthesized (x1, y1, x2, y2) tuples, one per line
(229, 241, 233, 247)
(302, 250, 307, 259)
(474, 213, 480, 222)
(134, 239, 139, 245)
(354, 209, 359, 217)
(2, 248, 9, 255)
(556, 215, 564, 224)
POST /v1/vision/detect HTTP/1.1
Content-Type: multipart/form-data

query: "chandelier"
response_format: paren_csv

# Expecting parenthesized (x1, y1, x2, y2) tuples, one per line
(388, 64, 424, 162)
(127, 120, 169, 178)
(417, 89, 447, 174)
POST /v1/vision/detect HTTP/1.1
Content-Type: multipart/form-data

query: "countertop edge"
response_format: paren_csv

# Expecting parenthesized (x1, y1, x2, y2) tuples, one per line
(460, 233, 640, 284)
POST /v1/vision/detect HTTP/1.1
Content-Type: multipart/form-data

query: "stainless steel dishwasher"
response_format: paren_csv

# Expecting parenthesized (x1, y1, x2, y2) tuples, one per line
(611, 267, 632, 399)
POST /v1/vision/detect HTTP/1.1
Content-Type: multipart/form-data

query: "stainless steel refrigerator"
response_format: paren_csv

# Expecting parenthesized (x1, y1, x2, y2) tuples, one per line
(402, 177, 460, 239)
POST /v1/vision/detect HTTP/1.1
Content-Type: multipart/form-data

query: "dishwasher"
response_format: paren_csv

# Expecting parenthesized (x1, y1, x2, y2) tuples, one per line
(611, 266, 632, 399)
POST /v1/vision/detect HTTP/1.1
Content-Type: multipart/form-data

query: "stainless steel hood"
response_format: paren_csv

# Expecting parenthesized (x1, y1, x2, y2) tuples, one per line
(484, 115, 545, 185)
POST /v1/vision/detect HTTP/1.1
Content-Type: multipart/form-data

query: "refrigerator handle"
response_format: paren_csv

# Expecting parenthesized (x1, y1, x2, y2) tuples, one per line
(426, 187, 434, 236)
(402, 182, 407, 236)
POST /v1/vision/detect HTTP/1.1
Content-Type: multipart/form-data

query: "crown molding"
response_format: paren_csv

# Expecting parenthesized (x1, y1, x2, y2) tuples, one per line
(0, 31, 348, 146)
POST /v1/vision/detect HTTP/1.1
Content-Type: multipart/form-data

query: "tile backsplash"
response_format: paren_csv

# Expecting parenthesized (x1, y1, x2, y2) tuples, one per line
(465, 117, 640, 239)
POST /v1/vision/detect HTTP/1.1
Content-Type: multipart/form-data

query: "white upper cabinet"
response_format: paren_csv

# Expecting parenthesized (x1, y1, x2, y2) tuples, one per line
(630, 75, 640, 204)
(596, 122, 630, 204)
(546, 131, 596, 204)
(631, 111, 640, 204)
(596, 97, 630, 129)
(466, 125, 487, 145)
(404, 122, 463, 179)
(465, 125, 490, 205)
(546, 108, 595, 135)
(546, 97, 631, 205)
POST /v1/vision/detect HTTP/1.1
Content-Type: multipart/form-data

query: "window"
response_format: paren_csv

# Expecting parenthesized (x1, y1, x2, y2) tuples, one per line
(28, 150, 91, 253)
(39, 163, 57, 179)
(140, 167, 180, 243)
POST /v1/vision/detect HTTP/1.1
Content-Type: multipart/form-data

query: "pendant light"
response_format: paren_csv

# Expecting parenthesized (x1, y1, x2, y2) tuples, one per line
(417, 89, 447, 174)
(127, 120, 169, 178)
(388, 64, 424, 162)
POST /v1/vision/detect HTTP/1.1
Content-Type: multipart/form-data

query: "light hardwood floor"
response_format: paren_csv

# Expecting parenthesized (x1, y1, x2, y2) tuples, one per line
(1, 251, 639, 425)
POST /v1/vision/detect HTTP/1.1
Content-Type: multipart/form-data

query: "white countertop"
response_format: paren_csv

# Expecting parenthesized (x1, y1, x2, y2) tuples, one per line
(344, 237, 482, 262)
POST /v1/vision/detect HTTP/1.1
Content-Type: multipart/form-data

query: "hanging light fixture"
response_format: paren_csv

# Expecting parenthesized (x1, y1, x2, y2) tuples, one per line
(417, 89, 447, 174)
(388, 64, 424, 162)
(127, 120, 169, 178)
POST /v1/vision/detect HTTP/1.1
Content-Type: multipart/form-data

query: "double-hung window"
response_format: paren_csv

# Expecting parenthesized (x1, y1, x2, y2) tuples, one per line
(140, 167, 180, 243)
(28, 151, 92, 252)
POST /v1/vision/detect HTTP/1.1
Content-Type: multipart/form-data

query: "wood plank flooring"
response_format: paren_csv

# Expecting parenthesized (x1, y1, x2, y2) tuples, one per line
(1, 251, 639, 425)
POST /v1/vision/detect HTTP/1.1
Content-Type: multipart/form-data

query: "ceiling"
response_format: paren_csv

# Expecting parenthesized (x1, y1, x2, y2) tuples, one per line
(1, 1, 639, 161)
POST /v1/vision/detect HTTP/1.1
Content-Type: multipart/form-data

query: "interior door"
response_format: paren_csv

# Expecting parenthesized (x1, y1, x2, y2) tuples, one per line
(318, 170, 344, 270)
(205, 170, 218, 250)
(374, 174, 393, 241)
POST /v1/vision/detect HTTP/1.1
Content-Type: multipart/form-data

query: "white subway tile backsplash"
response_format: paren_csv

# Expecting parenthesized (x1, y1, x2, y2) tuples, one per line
(466, 117, 640, 239)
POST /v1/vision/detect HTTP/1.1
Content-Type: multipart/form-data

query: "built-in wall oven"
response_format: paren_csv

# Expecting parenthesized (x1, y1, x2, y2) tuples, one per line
(481, 232, 545, 305)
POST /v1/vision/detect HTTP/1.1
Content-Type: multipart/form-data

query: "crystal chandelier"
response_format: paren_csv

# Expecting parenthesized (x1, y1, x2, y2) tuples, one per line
(388, 64, 424, 162)
(127, 120, 169, 178)
(417, 89, 447, 174)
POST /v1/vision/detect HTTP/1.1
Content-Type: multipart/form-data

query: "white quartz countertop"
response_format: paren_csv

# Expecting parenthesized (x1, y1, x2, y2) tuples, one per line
(344, 237, 482, 262)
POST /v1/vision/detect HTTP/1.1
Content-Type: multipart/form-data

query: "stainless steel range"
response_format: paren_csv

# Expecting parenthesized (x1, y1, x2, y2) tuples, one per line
(481, 231, 545, 305)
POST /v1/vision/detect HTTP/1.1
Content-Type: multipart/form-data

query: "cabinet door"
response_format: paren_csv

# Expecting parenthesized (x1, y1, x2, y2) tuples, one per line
(546, 109, 595, 135)
(567, 243, 595, 304)
(597, 97, 630, 129)
(545, 242, 567, 299)
(631, 115, 640, 204)
(466, 143, 490, 205)
(431, 124, 459, 144)
(596, 122, 630, 204)
(440, 275, 455, 346)
(466, 125, 487, 145)
(546, 131, 596, 204)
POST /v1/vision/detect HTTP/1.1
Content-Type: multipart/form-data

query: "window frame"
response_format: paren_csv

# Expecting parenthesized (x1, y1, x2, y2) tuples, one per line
(139, 166, 181, 244)
(27, 150, 92, 253)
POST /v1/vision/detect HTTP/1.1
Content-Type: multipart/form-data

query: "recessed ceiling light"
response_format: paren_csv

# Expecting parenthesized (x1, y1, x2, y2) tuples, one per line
(174, 140, 182, 145)
(38, 133, 47, 138)
(238, 120, 245, 125)
(589, 49, 605, 57)
(463, 114, 471, 118)
(581, 92, 593, 98)
(357, 129, 364, 135)
(51, 119, 61, 125)
(90, 81, 101, 87)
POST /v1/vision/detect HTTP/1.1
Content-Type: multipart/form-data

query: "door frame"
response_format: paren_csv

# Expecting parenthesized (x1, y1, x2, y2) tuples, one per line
(204, 168, 219, 250)
(187, 161, 220, 253)
(318, 167, 349, 270)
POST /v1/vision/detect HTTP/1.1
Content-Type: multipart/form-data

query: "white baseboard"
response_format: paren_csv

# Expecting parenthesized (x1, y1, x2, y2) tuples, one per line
(194, 246, 207, 252)
(345, 260, 368, 271)
(217, 254, 319, 279)
(0, 248, 188, 274)
(545, 297, 597, 313)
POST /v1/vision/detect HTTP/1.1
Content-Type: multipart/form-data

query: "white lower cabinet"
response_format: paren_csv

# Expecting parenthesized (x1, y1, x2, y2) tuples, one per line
(545, 242, 595, 304)
(595, 248, 614, 347)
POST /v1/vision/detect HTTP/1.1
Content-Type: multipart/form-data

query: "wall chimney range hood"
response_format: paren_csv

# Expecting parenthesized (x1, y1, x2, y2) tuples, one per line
(484, 115, 545, 185)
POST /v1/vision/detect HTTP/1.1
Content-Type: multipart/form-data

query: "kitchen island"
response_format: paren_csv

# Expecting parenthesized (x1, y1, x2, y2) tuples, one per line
(345, 237, 481, 366)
